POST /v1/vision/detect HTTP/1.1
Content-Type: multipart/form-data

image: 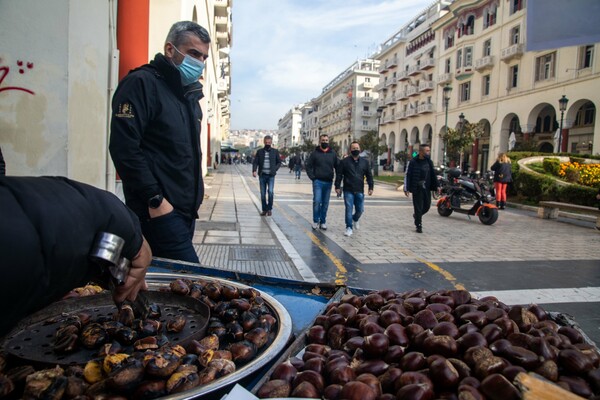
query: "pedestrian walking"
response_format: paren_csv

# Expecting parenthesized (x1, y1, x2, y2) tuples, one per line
(109, 21, 210, 264)
(404, 144, 438, 233)
(292, 153, 303, 179)
(490, 152, 512, 210)
(306, 134, 339, 230)
(335, 141, 373, 237)
(252, 135, 281, 216)
(288, 154, 296, 174)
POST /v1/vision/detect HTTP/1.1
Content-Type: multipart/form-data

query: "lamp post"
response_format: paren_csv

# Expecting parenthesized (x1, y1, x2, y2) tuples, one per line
(375, 107, 384, 176)
(458, 112, 465, 172)
(558, 95, 569, 153)
(347, 134, 351, 155)
(442, 84, 452, 169)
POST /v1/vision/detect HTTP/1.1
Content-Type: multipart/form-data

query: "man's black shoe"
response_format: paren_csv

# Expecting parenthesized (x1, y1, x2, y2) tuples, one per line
(260, 211, 267, 216)
(267, 210, 272, 216)
(416, 225, 423, 233)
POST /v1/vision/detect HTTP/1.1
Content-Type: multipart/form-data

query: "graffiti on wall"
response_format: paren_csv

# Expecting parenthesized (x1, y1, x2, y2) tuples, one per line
(0, 59, 35, 95)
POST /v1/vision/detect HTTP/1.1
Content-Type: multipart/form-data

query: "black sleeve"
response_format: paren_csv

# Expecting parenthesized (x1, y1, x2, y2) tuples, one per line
(365, 160, 374, 191)
(109, 72, 162, 202)
(0, 146, 5, 175)
(252, 150, 260, 172)
(334, 159, 343, 189)
(305, 152, 315, 180)
(275, 150, 282, 171)
(0, 176, 143, 336)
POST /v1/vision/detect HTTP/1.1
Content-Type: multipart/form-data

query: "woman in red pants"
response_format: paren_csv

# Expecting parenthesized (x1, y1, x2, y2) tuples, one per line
(491, 153, 513, 209)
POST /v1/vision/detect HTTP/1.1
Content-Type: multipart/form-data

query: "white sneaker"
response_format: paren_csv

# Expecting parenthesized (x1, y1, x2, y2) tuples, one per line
(344, 227, 353, 237)
(311, 222, 319, 230)
(320, 223, 327, 230)
(354, 220, 360, 230)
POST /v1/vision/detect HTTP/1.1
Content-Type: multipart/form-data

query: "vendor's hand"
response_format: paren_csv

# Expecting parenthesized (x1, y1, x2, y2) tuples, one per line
(335, 188, 341, 196)
(148, 197, 174, 219)
(113, 237, 152, 304)
(368, 190, 373, 196)
(252, 171, 257, 178)
(404, 190, 410, 197)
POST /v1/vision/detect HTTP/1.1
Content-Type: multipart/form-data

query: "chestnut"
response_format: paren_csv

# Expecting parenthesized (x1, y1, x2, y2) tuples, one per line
(379, 367, 402, 393)
(355, 359, 390, 376)
(558, 348, 593, 375)
(323, 384, 343, 400)
(432, 322, 460, 339)
(356, 373, 382, 397)
(396, 371, 434, 392)
(291, 381, 320, 398)
(457, 332, 487, 353)
(384, 345, 405, 364)
(363, 333, 389, 359)
(329, 365, 356, 385)
(448, 289, 471, 306)
(343, 336, 365, 354)
(448, 358, 471, 379)
(558, 326, 584, 344)
(305, 343, 330, 355)
(403, 297, 426, 314)
(460, 311, 487, 328)
(379, 310, 402, 327)
(337, 303, 358, 320)
(429, 357, 460, 389)
(400, 352, 427, 371)
(481, 324, 504, 344)
(302, 357, 324, 374)
(293, 370, 325, 393)
(307, 325, 327, 344)
(340, 294, 362, 308)
(480, 373, 520, 400)
(414, 309, 438, 330)
(328, 313, 346, 327)
(507, 306, 538, 332)
(533, 359, 558, 382)
(558, 375, 593, 399)
(422, 335, 458, 358)
(364, 293, 385, 311)
(396, 383, 434, 400)
(340, 381, 377, 400)
(257, 379, 291, 398)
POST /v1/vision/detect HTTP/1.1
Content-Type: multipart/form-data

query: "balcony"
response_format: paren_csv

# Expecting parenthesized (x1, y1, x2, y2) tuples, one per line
(406, 86, 419, 96)
(379, 63, 389, 73)
(361, 110, 374, 117)
(418, 81, 434, 92)
(214, 0, 228, 7)
(455, 66, 473, 78)
(419, 58, 436, 70)
(385, 77, 397, 87)
(374, 82, 385, 91)
(437, 73, 452, 85)
(396, 111, 407, 120)
(361, 96, 374, 103)
(215, 15, 228, 28)
(387, 57, 398, 69)
(361, 125, 376, 131)
(362, 81, 374, 89)
(474, 55, 495, 71)
(397, 70, 409, 81)
(417, 103, 434, 113)
(501, 43, 524, 62)
(384, 94, 397, 105)
(408, 65, 420, 76)
(397, 90, 408, 100)
(377, 99, 385, 108)
(406, 108, 417, 117)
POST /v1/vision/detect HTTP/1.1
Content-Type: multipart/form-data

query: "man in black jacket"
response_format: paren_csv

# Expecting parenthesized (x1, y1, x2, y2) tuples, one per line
(335, 141, 374, 237)
(404, 144, 438, 233)
(252, 136, 281, 216)
(109, 21, 210, 264)
(0, 176, 152, 336)
(0, 146, 5, 175)
(306, 134, 339, 230)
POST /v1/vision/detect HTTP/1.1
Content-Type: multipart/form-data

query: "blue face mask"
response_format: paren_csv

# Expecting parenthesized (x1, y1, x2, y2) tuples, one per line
(172, 44, 205, 86)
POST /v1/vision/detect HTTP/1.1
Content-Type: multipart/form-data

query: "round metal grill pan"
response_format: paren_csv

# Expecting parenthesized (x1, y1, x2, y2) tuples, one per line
(2, 290, 209, 366)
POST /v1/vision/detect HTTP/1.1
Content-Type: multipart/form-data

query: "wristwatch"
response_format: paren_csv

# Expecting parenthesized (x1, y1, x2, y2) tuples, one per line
(148, 193, 164, 209)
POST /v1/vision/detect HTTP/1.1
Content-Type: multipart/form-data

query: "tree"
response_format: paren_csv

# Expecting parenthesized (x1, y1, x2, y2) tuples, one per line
(439, 121, 484, 166)
(358, 130, 388, 176)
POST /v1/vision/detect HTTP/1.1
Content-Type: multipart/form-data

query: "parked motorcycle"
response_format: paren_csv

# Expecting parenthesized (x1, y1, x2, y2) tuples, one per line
(432, 166, 451, 200)
(437, 168, 498, 225)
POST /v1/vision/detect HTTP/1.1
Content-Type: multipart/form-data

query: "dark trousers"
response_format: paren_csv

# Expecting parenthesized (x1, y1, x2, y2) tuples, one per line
(259, 173, 275, 212)
(141, 210, 199, 263)
(412, 187, 431, 227)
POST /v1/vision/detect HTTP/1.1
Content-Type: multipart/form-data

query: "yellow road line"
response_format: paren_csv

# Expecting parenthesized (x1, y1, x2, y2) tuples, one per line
(415, 257, 466, 290)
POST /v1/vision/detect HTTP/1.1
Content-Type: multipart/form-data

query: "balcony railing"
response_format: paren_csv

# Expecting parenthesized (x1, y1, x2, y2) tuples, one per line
(501, 43, 524, 62)
(437, 73, 452, 85)
(379, 63, 389, 73)
(408, 65, 420, 76)
(419, 58, 436, 70)
(377, 99, 385, 108)
(406, 86, 419, 96)
(418, 81, 434, 92)
(361, 125, 376, 131)
(474, 55, 495, 70)
(417, 103, 434, 113)
(406, 108, 417, 117)
(361, 111, 374, 117)
(397, 90, 408, 100)
(396, 111, 407, 120)
(397, 70, 409, 81)
(374, 82, 385, 91)
(361, 96, 374, 103)
(384, 94, 397, 105)
(387, 57, 398, 69)
(362, 81, 374, 89)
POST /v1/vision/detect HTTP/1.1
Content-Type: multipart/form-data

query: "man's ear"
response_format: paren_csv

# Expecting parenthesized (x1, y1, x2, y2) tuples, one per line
(164, 42, 175, 58)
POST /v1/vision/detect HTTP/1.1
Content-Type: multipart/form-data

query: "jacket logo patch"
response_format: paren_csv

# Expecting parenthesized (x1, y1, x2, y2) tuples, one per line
(115, 103, 135, 118)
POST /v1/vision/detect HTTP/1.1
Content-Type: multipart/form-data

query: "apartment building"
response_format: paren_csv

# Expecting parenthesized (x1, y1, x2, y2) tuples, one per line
(277, 105, 304, 149)
(376, 0, 599, 172)
(314, 59, 381, 153)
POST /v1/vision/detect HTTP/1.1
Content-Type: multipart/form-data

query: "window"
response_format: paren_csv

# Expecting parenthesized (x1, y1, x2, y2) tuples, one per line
(483, 75, 490, 96)
(575, 103, 596, 126)
(510, 65, 519, 88)
(460, 82, 471, 102)
(484, 4, 497, 28)
(445, 32, 455, 49)
(363, 106, 369, 111)
(510, 26, 520, 45)
(535, 52, 556, 81)
(362, 120, 368, 126)
(510, 0, 524, 15)
(457, 49, 463, 68)
(365, 77, 371, 82)
(483, 39, 491, 57)
(445, 58, 451, 73)
(580, 45, 594, 69)
(464, 47, 473, 67)
(459, 15, 475, 37)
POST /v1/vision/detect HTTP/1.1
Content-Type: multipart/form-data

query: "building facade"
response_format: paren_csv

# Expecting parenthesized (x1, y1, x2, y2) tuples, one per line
(375, 0, 599, 172)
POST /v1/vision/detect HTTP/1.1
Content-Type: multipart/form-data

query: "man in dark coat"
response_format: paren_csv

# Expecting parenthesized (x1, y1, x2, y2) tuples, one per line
(306, 134, 339, 230)
(335, 141, 374, 237)
(109, 21, 211, 263)
(0, 176, 152, 336)
(0, 146, 5, 175)
(404, 144, 438, 233)
(252, 135, 282, 216)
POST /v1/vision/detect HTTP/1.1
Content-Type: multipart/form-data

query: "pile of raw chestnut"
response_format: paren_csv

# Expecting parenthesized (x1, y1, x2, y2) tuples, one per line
(257, 288, 600, 400)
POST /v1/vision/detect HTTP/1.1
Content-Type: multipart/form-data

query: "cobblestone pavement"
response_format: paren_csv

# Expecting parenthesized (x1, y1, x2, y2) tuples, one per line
(193, 164, 600, 344)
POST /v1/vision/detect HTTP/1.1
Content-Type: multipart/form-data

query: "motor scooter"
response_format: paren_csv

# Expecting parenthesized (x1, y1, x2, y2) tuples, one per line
(436, 168, 498, 225)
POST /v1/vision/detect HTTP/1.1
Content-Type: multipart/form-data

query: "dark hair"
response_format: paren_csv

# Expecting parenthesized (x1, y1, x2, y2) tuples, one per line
(419, 143, 431, 149)
(264, 135, 272, 141)
(166, 21, 211, 47)
(319, 134, 329, 139)
(351, 140, 360, 146)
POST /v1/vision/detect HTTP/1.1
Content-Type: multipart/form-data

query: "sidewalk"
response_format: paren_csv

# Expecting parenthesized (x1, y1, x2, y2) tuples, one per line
(192, 165, 317, 282)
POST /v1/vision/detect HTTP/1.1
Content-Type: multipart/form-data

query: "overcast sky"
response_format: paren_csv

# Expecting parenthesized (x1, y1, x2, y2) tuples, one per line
(229, 0, 435, 130)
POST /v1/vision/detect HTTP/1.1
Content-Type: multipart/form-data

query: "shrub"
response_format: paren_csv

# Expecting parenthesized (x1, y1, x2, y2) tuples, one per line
(542, 158, 560, 175)
(557, 184, 598, 207)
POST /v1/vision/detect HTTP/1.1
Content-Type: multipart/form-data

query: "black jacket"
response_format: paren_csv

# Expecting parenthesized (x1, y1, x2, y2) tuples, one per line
(252, 147, 282, 176)
(491, 162, 513, 183)
(109, 53, 204, 220)
(0, 176, 143, 336)
(405, 157, 438, 192)
(306, 147, 339, 182)
(335, 156, 374, 193)
(0, 146, 5, 175)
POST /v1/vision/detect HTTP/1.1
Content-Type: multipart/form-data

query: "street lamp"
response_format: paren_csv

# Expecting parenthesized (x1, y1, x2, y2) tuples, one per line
(284, 138, 287, 149)
(347, 134, 351, 154)
(458, 113, 465, 172)
(375, 107, 384, 176)
(558, 95, 569, 153)
(442, 84, 452, 169)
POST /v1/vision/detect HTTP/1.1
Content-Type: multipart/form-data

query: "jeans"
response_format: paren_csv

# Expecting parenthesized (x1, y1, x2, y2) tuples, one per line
(312, 179, 332, 224)
(344, 191, 364, 228)
(412, 187, 431, 227)
(294, 165, 302, 179)
(259, 173, 275, 212)
(141, 210, 199, 263)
